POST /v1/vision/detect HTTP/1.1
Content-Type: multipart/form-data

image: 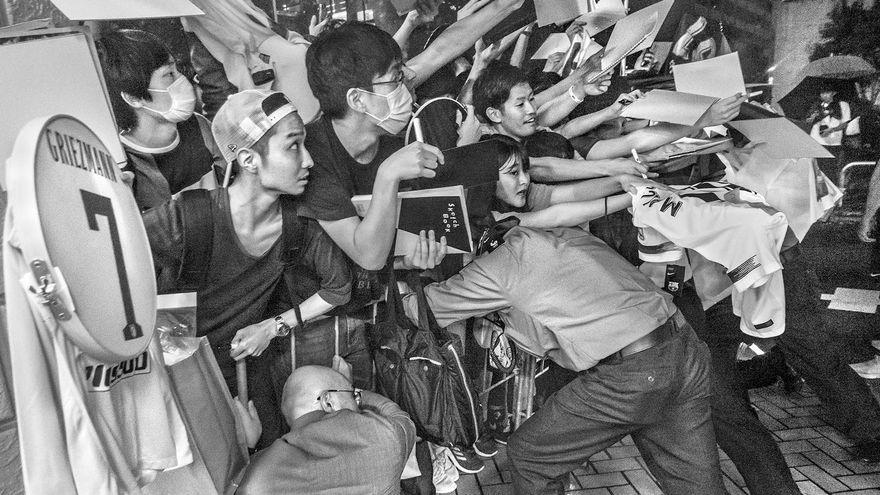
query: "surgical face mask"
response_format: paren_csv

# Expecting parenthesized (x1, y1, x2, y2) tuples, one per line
(354, 83, 413, 135)
(143, 75, 196, 123)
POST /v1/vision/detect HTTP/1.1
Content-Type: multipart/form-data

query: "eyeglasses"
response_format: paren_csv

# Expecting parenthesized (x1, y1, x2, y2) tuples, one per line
(371, 66, 416, 88)
(318, 389, 362, 405)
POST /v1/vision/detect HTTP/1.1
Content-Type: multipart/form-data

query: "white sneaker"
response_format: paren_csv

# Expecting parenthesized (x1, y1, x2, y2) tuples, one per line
(430, 445, 459, 494)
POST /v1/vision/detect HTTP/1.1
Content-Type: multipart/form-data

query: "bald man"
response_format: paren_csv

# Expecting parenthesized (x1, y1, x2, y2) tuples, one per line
(236, 366, 416, 494)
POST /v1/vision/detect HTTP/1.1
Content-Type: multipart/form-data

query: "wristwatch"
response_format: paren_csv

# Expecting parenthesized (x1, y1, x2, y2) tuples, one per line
(274, 315, 292, 337)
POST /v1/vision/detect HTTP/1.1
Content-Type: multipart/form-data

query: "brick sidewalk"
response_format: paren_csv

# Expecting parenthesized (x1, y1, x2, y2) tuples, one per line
(450, 383, 880, 495)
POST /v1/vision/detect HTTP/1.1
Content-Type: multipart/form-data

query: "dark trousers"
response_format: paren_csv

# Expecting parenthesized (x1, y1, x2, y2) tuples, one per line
(507, 318, 725, 495)
(776, 257, 880, 442)
(694, 288, 801, 495)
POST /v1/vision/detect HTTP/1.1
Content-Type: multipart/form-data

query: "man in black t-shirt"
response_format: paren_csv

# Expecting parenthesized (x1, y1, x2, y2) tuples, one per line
(144, 90, 352, 448)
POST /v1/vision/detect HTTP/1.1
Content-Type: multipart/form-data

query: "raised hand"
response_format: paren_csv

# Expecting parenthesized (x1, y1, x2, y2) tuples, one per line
(381, 141, 444, 181)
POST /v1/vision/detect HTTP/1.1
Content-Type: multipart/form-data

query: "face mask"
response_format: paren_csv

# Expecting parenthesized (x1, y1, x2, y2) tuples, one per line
(355, 83, 413, 135)
(143, 76, 196, 123)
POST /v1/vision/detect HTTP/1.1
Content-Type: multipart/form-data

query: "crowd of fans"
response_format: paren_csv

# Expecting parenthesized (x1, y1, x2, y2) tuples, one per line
(87, 1, 880, 493)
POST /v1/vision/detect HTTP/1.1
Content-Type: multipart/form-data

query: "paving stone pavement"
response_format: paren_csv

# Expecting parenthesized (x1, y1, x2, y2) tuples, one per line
(448, 383, 880, 495)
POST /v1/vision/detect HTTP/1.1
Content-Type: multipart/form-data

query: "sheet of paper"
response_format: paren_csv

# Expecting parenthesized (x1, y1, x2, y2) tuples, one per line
(601, 11, 658, 72)
(833, 288, 880, 305)
(601, 0, 674, 72)
(531, 33, 572, 60)
(535, 0, 590, 27)
(673, 52, 747, 99)
(576, 0, 627, 36)
(50, 0, 203, 19)
(620, 89, 717, 126)
(828, 300, 878, 313)
(728, 119, 835, 159)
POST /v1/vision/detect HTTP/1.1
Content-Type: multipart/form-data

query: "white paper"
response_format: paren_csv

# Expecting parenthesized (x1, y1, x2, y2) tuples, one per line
(50, 0, 203, 19)
(728, 119, 835, 159)
(673, 52, 747, 99)
(601, 11, 657, 72)
(620, 89, 717, 126)
(535, 0, 590, 27)
(575, 37, 604, 67)
(828, 301, 878, 313)
(531, 33, 572, 60)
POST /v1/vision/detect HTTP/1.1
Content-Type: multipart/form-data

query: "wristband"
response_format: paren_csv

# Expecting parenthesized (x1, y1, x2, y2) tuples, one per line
(568, 86, 584, 104)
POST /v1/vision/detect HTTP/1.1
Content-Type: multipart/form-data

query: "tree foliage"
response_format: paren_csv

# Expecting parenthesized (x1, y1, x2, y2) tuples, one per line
(812, 0, 880, 106)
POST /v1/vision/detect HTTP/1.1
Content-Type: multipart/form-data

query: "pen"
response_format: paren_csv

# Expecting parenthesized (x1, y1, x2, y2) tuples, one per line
(631, 148, 648, 179)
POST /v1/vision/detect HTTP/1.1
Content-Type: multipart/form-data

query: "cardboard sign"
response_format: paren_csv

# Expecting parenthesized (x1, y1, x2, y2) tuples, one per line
(50, 0, 203, 19)
(673, 52, 747, 99)
(620, 89, 718, 126)
(728, 118, 835, 159)
(6, 115, 157, 362)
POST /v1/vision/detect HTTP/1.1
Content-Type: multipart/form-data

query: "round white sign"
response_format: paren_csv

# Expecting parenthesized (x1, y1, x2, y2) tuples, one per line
(7, 115, 156, 362)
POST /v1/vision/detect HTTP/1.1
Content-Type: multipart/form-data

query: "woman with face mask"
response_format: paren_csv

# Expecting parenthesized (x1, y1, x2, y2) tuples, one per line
(97, 29, 222, 211)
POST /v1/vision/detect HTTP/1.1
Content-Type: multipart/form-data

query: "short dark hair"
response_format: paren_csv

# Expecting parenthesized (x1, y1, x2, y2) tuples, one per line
(524, 130, 574, 159)
(473, 61, 530, 123)
(480, 133, 529, 171)
(306, 22, 403, 119)
(96, 29, 173, 132)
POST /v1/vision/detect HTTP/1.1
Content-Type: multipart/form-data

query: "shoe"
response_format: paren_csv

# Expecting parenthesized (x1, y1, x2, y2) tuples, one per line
(485, 406, 511, 445)
(446, 445, 485, 474)
(854, 440, 880, 463)
(849, 355, 880, 379)
(779, 365, 804, 393)
(472, 434, 498, 458)
(431, 446, 459, 494)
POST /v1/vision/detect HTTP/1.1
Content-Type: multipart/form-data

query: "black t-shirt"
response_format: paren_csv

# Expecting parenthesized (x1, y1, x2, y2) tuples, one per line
(143, 188, 352, 371)
(299, 115, 405, 221)
(153, 115, 215, 194)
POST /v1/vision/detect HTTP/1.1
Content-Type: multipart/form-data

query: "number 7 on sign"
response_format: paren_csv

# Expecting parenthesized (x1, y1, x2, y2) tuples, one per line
(80, 190, 143, 341)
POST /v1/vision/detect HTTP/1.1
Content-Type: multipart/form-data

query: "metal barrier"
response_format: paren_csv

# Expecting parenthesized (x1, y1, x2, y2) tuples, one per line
(840, 161, 877, 190)
(479, 345, 549, 430)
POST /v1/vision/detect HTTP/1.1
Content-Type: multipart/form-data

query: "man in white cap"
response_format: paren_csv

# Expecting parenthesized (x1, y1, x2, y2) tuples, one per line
(143, 89, 352, 448)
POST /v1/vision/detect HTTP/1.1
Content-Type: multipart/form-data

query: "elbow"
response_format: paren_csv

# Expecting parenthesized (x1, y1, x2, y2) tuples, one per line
(355, 255, 387, 272)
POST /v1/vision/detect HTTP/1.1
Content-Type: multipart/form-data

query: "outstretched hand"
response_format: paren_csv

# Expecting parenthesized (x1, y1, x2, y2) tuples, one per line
(697, 93, 747, 128)
(400, 230, 448, 270)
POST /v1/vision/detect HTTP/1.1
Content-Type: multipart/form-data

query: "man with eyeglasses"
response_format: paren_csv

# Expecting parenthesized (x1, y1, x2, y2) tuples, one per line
(236, 365, 416, 494)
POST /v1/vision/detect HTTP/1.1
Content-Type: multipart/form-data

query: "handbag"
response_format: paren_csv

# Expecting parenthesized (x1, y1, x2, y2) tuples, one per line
(371, 268, 480, 448)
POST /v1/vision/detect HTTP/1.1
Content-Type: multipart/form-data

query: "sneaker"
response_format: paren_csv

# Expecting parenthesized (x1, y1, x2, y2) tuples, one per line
(854, 440, 880, 463)
(780, 365, 804, 393)
(485, 406, 511, 445)
(431, 445, 459, 494)
(446, 445, 485, 474)
(849, 356, 880, 379)
(472, 434, 498, 458)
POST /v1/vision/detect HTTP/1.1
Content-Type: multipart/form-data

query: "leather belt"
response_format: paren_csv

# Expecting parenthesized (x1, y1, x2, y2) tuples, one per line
(607, 317, 677, 361)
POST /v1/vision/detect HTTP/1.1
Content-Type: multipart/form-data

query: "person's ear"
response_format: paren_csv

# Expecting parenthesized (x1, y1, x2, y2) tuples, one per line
(237, 148, 260, 174)
(318, 391, 334, 412)
(120, 92, 143, 109)
(486, 106, 503, 125)
(346, 88, 366, 113)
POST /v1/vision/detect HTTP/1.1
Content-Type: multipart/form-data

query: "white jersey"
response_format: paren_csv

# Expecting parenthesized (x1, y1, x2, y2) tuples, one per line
(4, 213, 191, 494)
(631, 182, 790, 337)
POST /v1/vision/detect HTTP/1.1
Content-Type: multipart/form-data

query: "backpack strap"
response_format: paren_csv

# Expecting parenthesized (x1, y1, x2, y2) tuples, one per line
(279, 195, 307, 267)
(177, 189, 215, 290)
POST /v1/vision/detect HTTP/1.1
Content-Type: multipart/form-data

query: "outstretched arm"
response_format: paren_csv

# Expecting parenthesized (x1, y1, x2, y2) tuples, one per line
(408, 0, 525, 87)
